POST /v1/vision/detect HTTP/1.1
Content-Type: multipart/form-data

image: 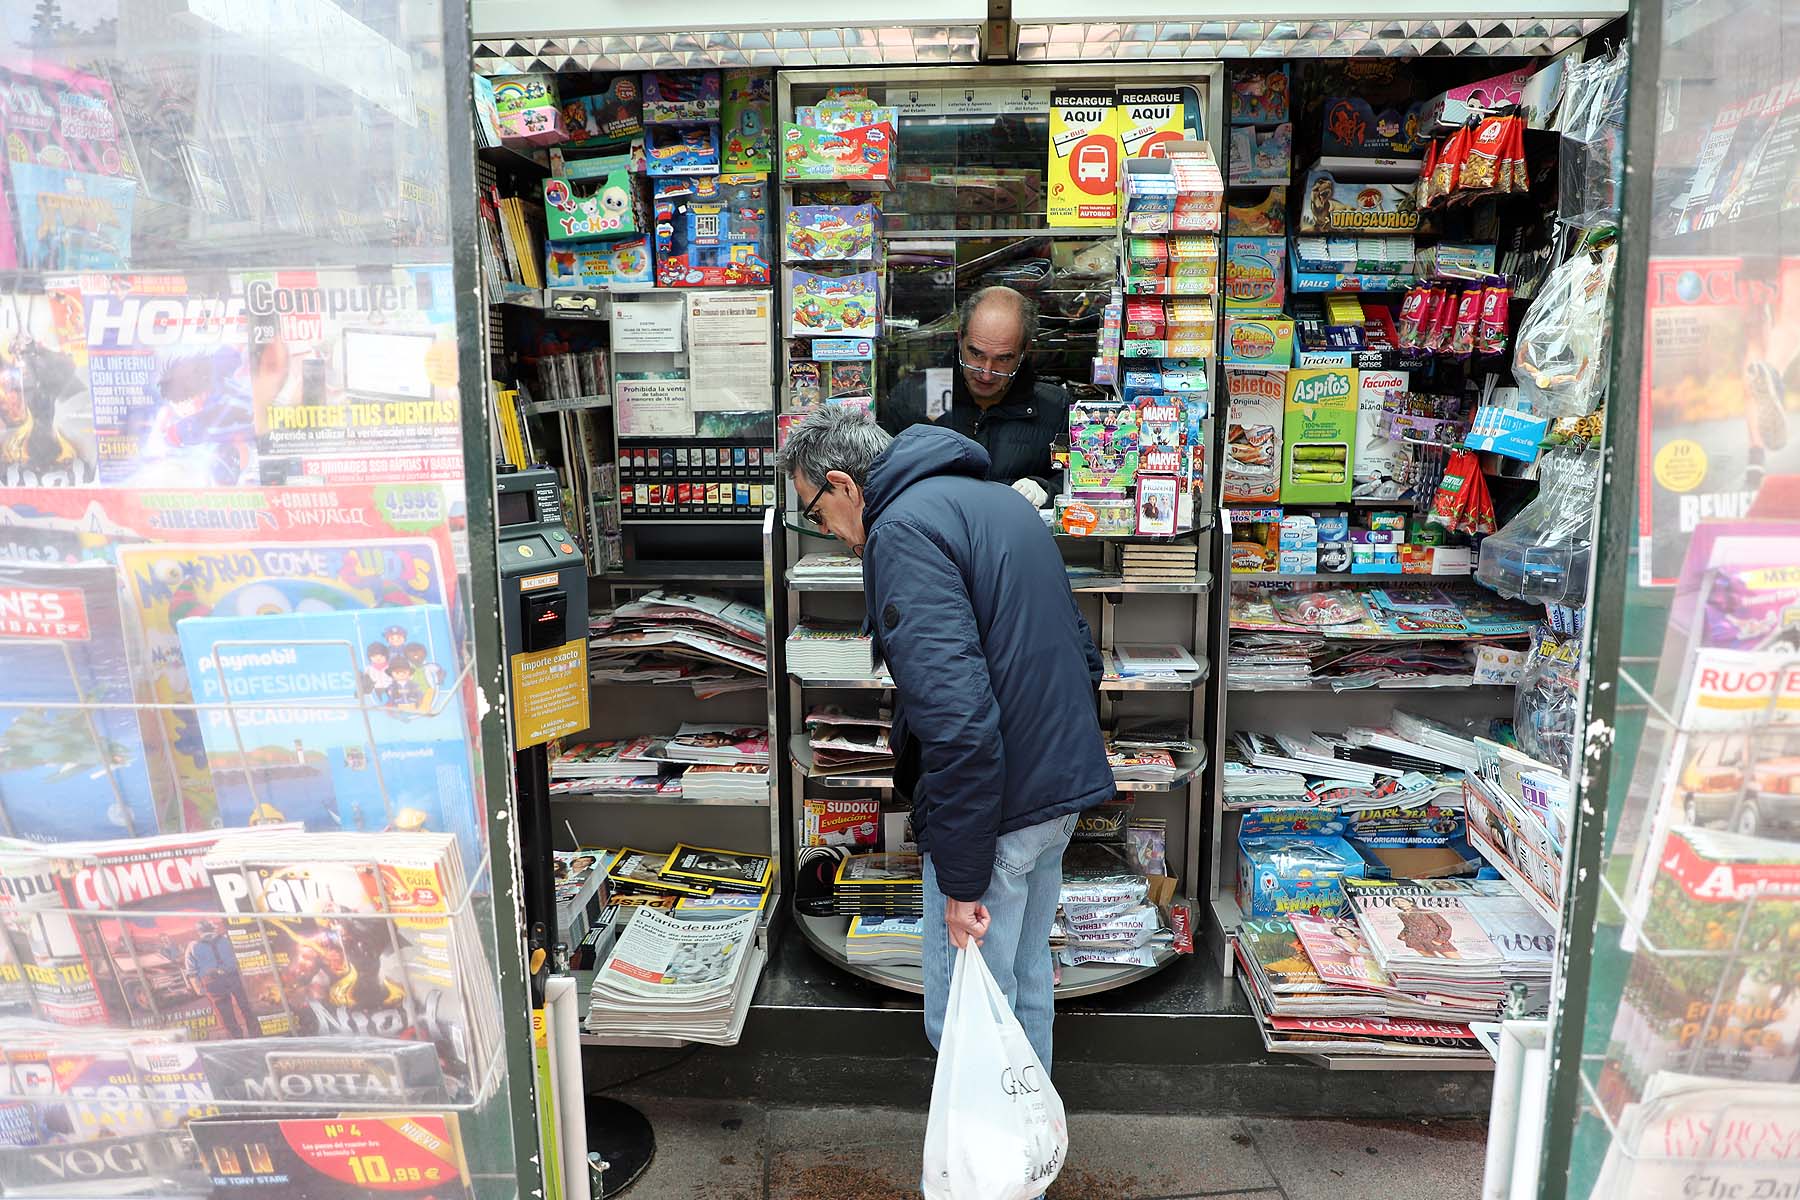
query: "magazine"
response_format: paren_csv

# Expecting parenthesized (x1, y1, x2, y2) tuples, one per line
(1288, 914, 1392, 992)
(659, 724, 769, 765)
(0, 282, 95, 486)
(1349, 890, 1503, 970)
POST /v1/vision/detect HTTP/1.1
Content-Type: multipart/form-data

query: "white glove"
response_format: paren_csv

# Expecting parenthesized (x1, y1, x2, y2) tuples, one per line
(1010, 477, 1049, 508)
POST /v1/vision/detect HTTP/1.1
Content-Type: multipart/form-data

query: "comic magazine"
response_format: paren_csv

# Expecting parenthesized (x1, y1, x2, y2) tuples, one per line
(80, 273, 257, 488)
(1638, 256, 1800, 586)
(205, 832, 492, 1103)
(0, 561, 161, 844)
(176, 605, 482, 872)
(0, 280, 95, 486)
(8, 162, 135, 272)
(0, 60, 137, 272)
(0, 850, 109, 1026)
(114, 531, 455, 831)
(242, 266, 464, 485)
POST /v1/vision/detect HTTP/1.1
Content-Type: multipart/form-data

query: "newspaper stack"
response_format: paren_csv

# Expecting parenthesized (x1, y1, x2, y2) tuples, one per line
(789, 552, 865, 583)
(845, 915, 924, 967)
(1227, 633, 1321, 689)
(586, 908, 760, 1044)
(658, 723, 770, 766)
(590, 590, 767, 697)
(805, 706, 894, 775)
(785, 621, 884, 680)
(1345, 709, 1505, 773)
(1221, 741, 1311, 807)
(834, 853, 923, 918)
(679, 763, 770, 803)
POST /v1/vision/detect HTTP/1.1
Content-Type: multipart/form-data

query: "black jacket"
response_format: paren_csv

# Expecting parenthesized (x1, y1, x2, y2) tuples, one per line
(861, 425, 1112, 902)
(880, 353, 1068, 496)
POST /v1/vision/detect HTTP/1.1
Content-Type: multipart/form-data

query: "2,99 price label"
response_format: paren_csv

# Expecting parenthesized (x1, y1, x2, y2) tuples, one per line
(191, 1115, 471, 1198)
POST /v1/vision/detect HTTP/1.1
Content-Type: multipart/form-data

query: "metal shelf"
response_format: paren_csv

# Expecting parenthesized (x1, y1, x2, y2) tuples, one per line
(478, 142, 550, 174)
(596, 561, 764, 585)
(783, 569, 1215, 595)
(790, 672, 893, 689)
(524, 394, 611, 416)
(1226, 682, 1514, 693)
(793, 912, 1178, 1000)
(1301, 1051, 1496, 1072)
(1230, 572, 1475, 584)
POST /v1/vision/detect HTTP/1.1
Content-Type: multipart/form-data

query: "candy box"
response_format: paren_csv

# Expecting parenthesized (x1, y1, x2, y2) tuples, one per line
(654, 174, 771, 287)
(1282, 367, 1357, 503)
(1231, 65, 1290, 126)
(1318, 541, 1351, 572)
(543, 169, 643, 241)
(1299, 167, 1419, 235)
(1321, 97, 1428, 158)
(787, 269, 880, 336)
(1223, 365, 1285, 503)
(722, 69, 773, 172)
(646, 124, 720, 176)
(783, 205, 876, 261)
(799, 101, 900, 131)
(1238, 833, 1366, 918)
(1224, 236, 1286, 313)
(546, 237, 653, 286)
(1224, 316, 1295, 365)
(494, 74, 559, 115)
(779, 122, 894, 188)
(643, 70, 720, 124)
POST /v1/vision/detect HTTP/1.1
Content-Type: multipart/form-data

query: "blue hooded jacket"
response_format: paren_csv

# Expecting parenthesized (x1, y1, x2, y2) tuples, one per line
(861, 424, 1114, 902)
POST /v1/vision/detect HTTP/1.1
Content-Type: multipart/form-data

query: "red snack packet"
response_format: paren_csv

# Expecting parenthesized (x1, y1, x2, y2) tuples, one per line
(1432, 126, 1466, 199)
(1476, 284, 1511, 354)
(1463, 115, 1509, 193)
(1451, 287, 1483, 356)
(1508, 115, 1530, 193)
(1418, 137, 1440, 209)
(1396, 286, 1430, 348)
(1426, 286, 1458, 354)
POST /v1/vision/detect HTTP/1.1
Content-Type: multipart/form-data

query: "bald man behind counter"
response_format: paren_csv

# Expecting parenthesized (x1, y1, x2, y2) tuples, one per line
(878, 285, 1068, 509)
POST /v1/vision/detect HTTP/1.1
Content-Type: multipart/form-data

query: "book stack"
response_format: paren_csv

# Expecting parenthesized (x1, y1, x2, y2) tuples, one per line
(586, 907, 761, 1045)
(845, 915, 924, 967)
(680, 764, 770, 803)
(789, 552, 865, 583)
(1122, 542, 1198, 583)
(805, 706, 894, 775)
(590, 590, 768, 697)
(1221, 741, 1311, 807)
(1227, 633, 1321, 689)
(482, 184, 544, 290)
(785, 621, 884, 681)
(834, 853, 924, 919)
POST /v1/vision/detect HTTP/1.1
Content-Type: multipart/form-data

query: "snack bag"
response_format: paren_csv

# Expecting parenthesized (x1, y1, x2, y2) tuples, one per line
(1508, 116, 1531, 193)
(1417, 137, 1440, 209)
(1450, 287, 1482, 356)
(1395, 286, 1430, 348)
(1475, 285, 1511, 355)
(1427, 449, 1495, 534)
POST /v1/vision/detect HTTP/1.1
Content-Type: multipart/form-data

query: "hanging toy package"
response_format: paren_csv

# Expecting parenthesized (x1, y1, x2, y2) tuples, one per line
(1475, 442, 1602, 605)
(1558, 46, 1630, 231)
(1515, 613, 1585, 771)
(1513, 244, 1617, 417)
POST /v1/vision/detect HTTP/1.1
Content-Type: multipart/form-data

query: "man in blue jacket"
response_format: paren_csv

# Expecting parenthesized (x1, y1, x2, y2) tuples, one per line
(777, 405, 1113, 1076)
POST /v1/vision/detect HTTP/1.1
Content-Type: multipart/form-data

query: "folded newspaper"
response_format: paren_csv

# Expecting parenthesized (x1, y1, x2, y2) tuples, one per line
(587, 908, 760, 1044)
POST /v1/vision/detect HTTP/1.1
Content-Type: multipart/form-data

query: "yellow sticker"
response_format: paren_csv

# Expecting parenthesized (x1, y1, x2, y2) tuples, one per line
(510, 641, 590, 749)
(1653, 438, 1707, 494)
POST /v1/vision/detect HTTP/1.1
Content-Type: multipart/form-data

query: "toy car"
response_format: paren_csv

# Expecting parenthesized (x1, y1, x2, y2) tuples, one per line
(551, 292, 601, 315)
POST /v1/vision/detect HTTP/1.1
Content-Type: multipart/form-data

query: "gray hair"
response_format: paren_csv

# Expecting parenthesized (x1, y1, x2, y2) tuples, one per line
(957, 285, 1039, 351)
(775, 404, 893, 491)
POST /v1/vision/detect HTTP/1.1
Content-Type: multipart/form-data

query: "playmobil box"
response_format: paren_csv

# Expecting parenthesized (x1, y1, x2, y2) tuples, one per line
(546, 237, 653, 286)
(787, 269, 880, 336)
(722, 69, 773, 172)
(653, 175, 771, 287)
(779, 122, 894, 188)
(783, 205, 877, 261)
(543, 170, 643, 241)
(1320, 97, 1428, 158)
(642, 70, 720, 123)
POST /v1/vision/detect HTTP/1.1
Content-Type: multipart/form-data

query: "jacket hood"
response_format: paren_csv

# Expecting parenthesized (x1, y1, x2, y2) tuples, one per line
(864, 425, 991, 523)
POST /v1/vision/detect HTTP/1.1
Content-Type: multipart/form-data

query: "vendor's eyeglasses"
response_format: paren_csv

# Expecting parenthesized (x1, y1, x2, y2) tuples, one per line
(800, 481, 832, 528)
(958, 351, 1023, 380)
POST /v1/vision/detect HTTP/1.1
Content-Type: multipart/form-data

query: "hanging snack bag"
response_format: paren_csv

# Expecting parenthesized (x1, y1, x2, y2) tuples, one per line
(1428, 448, 1495, 534)
(1426, 285, 1459, 355)
(1450, 287, 1483, 356)
(1432, 125, 1469, 201)
(1475, 284, 1511, 355)
(1396, 286, 1431, 348)
(1417, 137, 1440, 210)
(1506, 116, 1531, 194)
(1461, 115, 1508, 194)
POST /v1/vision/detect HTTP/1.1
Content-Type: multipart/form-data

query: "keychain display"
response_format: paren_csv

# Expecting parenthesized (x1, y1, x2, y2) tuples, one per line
(1513, 243, 1616, 416)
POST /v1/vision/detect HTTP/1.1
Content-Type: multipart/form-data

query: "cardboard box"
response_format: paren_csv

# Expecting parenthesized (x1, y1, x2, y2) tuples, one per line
(543, 171, 643, 242)
(653, 175, 771, 287)
(1281, 367, 1357, 503)
(546, 237, 653, 286)
(493, 74, 559, 115)
(1222, 365, 1285, 503)
(1238, 833, 1366, 918)
(779, 122, 894, 188)
(1298, 167, 1420, 235)
(782, 204, 876, 262)
(721, 69, 774, 172)
(1352, 369, 1412, 502)
(642, 70, 720, 124)
(1319, 98, 1428, 158)
(1223, 315, 1295, 365)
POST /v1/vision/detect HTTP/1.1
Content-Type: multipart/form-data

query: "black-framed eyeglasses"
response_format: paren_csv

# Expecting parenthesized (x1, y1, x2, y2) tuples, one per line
(800, 481, 832, 527)
(958, 355, 1022, 380)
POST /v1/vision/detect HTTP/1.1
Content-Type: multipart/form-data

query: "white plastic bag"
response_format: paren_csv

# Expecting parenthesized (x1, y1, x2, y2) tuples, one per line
(922, 947, 1068, 1200)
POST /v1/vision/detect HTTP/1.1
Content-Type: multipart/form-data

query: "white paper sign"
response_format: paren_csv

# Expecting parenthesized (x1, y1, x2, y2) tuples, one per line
(886, 86, 942, 115)
(615, 375, 693, 436)
(611, 298, 685, 353)
(686, 293, 774, 412)
(1002, 87, 1051, 114)
(924, 367, 954, 422)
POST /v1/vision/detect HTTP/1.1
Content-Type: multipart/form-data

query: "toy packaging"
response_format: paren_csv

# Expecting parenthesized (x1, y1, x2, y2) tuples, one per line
(498, 106, 565, 146)
(1228, 124, 1293, 186)
(642, 70, 721, 124)
(1299, 168, 1420, 234)
(787, 269, 880, 336)
(1353, 370, 1414, 501)
(783, 204, 877, 262)
(722, 69, 774, 172)
(1047, 87, 1122, 227)
(546, 237, 654, 286)
(798, 100, 900, 132)
(1228, 187, 1287, 236)
(1056, 496, 1137, 537)
(779, 122, 894, 188)
(1223, 236, 1286, 314)
(1321, 98, 1428, 158)
(1224, 315, 1295, 366)
(646, 124, 720, 176)
(1282, 367, 1358, 503)
(582, 75, 644, 143)
(828, 360, 872, 399)
(1422, 67, 1533, 132)
(493, 74, 559, 115)
(788, 361, 822, 405)
(1238, 832, 1366, 918)
(543, 170, 643, 241)
(1068, 399, 1142, 497)
(1230, 66, 1290, 126)
(653, 174, 771, 287)
(1223, 366, 1285, 502)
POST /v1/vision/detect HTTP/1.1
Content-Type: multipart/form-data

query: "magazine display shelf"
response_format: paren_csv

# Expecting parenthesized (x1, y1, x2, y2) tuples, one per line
(783, 566, 1216, 597)
(772, 498, 1216, 1000)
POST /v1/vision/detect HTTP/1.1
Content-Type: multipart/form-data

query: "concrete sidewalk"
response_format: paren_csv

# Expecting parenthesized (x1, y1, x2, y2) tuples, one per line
(600, 1096, 1487, 1200)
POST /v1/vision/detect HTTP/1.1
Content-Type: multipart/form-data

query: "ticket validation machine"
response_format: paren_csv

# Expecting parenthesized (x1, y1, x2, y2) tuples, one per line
(496, 466, 590, 968)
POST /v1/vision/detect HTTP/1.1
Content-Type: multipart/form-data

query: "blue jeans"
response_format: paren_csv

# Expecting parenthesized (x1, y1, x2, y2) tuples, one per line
(922, 812, 1076, 1076)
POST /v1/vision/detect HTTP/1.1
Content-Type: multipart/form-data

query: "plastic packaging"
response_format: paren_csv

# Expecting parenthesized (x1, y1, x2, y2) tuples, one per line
(1513, 244, 1617, 416)
(1558, 46, 1630, 230)
(1475, 442, 1601, 605)
(1515, 623, 1583, 770)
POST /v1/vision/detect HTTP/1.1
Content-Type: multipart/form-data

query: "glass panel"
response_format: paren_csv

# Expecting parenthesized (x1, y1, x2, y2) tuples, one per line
(0, 4, 524, 1199)
(1552, 0, 1800, 1194)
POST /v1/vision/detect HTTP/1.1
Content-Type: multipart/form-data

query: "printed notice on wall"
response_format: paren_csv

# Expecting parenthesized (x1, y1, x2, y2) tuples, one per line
(511, 641, 590, 748)
(611, 297, 685, 352)
(687, 292, 774, 411)
(616, 373, 693, 436)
